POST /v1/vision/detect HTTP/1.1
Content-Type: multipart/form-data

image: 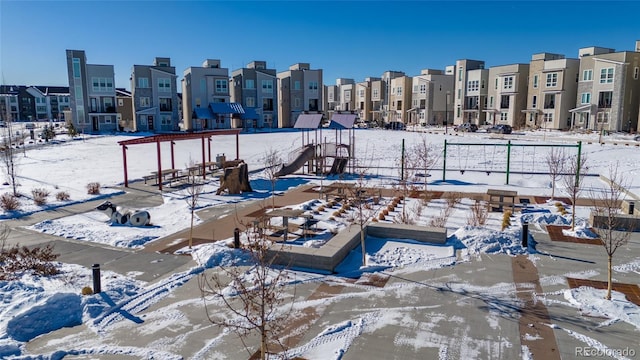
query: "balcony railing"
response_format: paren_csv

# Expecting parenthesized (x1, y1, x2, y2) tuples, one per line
(544, 102, 555, 109)
(598, 101, 612, 108)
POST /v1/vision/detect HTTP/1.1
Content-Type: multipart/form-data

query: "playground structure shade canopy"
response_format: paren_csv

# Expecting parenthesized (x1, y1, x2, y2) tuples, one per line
(240, 107, 259, 120)
(294, 114, 323, 128)
(329, 114, 357, 129)
(209, 102, 245, 114)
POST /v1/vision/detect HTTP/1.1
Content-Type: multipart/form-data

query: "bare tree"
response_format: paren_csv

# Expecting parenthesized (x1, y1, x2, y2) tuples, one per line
(545, 147, 566, 200)
(562, 153, 588, 231)
(590, 162, 633, 300)
(262, 147, 282, 210)
(199, 225, 293, 359)
(1, 111, 19, 196)
(408, 134, 440, 193)
(345, 154, 378, 267)
(184, 161, 204, 249)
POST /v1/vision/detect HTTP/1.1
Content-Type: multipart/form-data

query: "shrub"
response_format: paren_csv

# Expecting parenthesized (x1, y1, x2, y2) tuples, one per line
(378, 213, 385, 220)
(501, 210, 512, 230)
(382, 209, 389, 216)
(86, 182, 101, 195)
(467, 201, 489, 226)
(332, 211, 341, 217)
(317, 205, 325, 212)
(0, 244, 59, 280)
(32, 188, 50, 206)
(444, 192, 463, 209)
(81, 287, 94, 296)
(55, 191, 71, 201)
(0, 193, 20, 212)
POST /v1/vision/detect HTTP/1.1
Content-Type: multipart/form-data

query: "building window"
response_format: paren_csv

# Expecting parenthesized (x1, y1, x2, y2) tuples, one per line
(294, 81, 301, 90)
(263, 80, 274, 93)
(294, 98, 301, 107)
(246, 97, 255, 107)
(544, 94, 555, 109)
(263, 98, 274, 111)
(582, 69, 593, 81)
(598, 91, 612, 108)
(158, 78, 171, 92)
(495, 78, 498, 90)
(245, 79, 254, 89)
(92, 77, 114, 92)
(546, 73, 558, 87)
(373, 89, 379, 99)
(634, 67, 639, 80)
(489, 96, 494, 108)
(533, 74, 539, 88)
(396, 87, 402, 96)
(580, 92, 591, 104)
(159, 97, 172, 111)
(307, 81, 318, 93)
(161, 114, 172, 125)
(596, 111, 609, 123)
(544, 113, 553, 122)
(118, 99, 124, 106)
(457, 89, 461, 99)
(138, 77, 149, 88)
(104, 116, 112, 124)
(308, 99, 319, 111)
(456, 107, 461, 117)
(500, 95, 510, 109)
(103, 97, 114, 112)
(500, 112, 508, 121)
(599, 68, 614, 83)
(215, 79, 228, 93)
(73, 58, 81, 78)
(532, 95, 537, 108)
(503, 76, 514, 90)
(358, 89, 364, 98)
(458, 68, 462, 81)
(467, 80, 479, 92)
(140, 97, 150, 107)
(419, 84, 426, 94)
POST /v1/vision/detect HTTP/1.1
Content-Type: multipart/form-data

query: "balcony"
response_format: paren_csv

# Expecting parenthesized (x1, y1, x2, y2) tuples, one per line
(598, 101, 612, 109)
(159, 105, 172, 112)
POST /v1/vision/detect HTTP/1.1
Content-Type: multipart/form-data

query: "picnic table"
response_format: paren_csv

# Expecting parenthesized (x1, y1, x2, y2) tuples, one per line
(486, 189, 517, 212)
(144, 169, 181, 185)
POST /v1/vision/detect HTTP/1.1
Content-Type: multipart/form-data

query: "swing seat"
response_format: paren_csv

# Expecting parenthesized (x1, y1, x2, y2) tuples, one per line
(486, 171, 491, 176)
(460, 170, 465, 175)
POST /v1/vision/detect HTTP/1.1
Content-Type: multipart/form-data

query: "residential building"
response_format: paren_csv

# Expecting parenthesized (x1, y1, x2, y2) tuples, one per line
(116, 88, 134, 131)
(355, 77, 378, 123)
(182, 59, 240, 131)
(410, 69, 454, 126)
(277, 63, 323, 128)
(523, 53, 579, 130)
(230, 60, 278, 129)
(66, 49, 117, 133)
(389, 75, 412, 124)
(324, 78, 357, 124)
(131, 57, 179, 132)
(38, 86, 71, 122)
(325, 83, 339, 121)
(454, 60, 488, 126)
(570, 42, 640, 132)
(370, 78, 385, 126)
(0, 85, 28, 121)
(485, 63, 530, 128)
(381, 71, 405, 124)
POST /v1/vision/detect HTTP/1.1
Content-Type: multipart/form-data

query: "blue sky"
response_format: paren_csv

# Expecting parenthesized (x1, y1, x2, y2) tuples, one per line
(1, 1, 639, 90)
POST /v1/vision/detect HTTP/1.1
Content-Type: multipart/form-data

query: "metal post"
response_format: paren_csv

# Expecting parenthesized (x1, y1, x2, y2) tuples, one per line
(233, 228, 240, 249)
(401, 138, 405, 183)
(442, 139, 447, 181)
(92, 264, 101, 294)
(575, 141, 582, 188)
(522, 223, 528, 248)
(506, 140, 512, 185)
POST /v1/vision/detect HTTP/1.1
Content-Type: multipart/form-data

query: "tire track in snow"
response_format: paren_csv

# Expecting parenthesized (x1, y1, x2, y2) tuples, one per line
(92, 267, 203, 332)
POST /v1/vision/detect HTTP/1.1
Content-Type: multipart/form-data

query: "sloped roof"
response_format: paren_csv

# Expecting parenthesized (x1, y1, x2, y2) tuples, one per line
(294, 114, 323, 128)
(194, 107, 213, 119)
(241, 107, 260, 120)
(329, 113, 357, 129)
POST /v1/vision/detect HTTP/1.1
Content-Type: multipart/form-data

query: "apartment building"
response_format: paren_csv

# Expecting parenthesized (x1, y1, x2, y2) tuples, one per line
(523, 53, 579, 130)
(230, 60, 278, 129)
(388, 75, 412, 124)
(130, 57, 179, 132)
(355, 78, 377, 123)
(277, 63, 323, 128)
(380, 71, 405, 124)
(66, 50, 117, 133)
(485, 63, 530, 128)
(0, 86, 20, 121)
(116, 88, 134, 131)
(182, 59, 237, 131)
(370, 78, 385, 127)
(40, 86, 71, 122)
(454, 60, 488, 126)
(570, 42, 640, 132)
(0, 85, 70, 122)
(410, 69, 454, 126)
(325, 83, 339, 119)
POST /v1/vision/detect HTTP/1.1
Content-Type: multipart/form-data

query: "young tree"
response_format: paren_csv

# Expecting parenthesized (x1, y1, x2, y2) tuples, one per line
(1, 113, 19, 196)
(184, 161, 204, 249)
(345, 154, 378, 267)
(590, 162, 633, 300)
(562, 153, 588, 231)
(199, 225, 293, 359)
(262, 147, 282, 210)
(545, 147, 566, 200)
(410, 134, 440, 192)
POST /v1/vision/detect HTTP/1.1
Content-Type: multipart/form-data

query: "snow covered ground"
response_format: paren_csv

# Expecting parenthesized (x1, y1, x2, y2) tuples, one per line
(0, 128, 639, 359)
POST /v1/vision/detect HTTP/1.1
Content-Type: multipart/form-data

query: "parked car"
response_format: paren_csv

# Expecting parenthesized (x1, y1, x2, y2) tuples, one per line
(454, 123, 478, 132)
(385, 121, 405, 130)
(487, 124, 512, 134)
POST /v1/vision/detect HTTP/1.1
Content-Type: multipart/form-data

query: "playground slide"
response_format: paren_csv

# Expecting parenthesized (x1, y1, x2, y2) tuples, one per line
(274, 145, 316, 177)
(328, 157, 348, 175)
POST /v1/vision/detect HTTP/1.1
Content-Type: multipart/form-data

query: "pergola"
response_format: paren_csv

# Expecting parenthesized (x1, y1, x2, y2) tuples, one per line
(118, 129, 241, 190)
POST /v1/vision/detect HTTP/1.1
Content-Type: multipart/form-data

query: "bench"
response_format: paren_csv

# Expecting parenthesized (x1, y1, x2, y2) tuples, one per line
(487, 189, 517, 212)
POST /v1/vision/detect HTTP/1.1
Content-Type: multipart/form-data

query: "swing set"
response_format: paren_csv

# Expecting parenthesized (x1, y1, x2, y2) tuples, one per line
(442, 139, 583, 185)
